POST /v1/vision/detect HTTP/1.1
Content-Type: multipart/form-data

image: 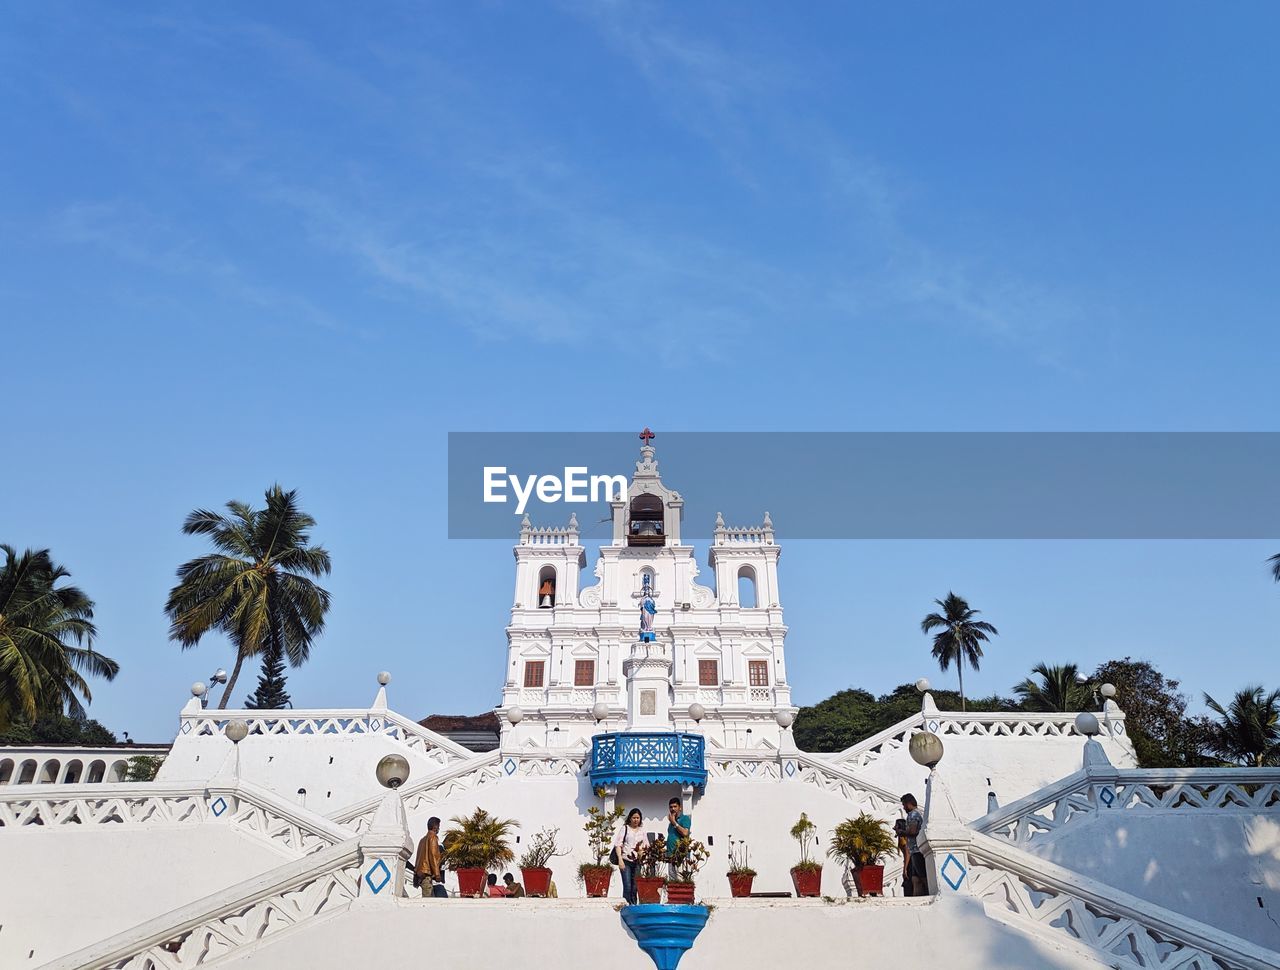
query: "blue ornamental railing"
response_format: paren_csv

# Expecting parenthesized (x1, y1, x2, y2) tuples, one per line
(589, 732, 707, 790)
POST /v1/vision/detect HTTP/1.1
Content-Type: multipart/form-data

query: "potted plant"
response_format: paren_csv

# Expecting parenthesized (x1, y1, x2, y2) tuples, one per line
(829, 813, 897, 897)
(579, 805, 624, 898)
(442, 808, 518, 897)
(636, 834, 668, 903)
(726, 836, 756, 897)
(789, 812, 822, 897)
(665, 836, 708, 904)
(519, 826, 567, 898)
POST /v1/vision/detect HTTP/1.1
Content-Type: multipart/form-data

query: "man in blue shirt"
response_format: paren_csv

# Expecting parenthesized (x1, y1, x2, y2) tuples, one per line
(666, 797, 692, 879)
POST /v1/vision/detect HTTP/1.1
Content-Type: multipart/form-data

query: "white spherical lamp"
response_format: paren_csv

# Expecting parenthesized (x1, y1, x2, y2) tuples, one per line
(909, 731, 944, 769)
(191, 682, 207, 698)
(591, 701, 609, 723)
(507, 706, 524, 725)
(377, 671, 392, 686)
(915, 678, 931, 693)
(1099, 683, 1117, 700)
(224, 720, 249, 744)
(688, 703, 706, 723)
(1074, 712, 1100, 737)
(376, 753, 410, 789)
(775, 709, 795, 729)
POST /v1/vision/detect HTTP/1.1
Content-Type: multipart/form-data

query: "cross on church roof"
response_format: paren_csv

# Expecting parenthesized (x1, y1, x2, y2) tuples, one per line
(639, 427, 655, 444)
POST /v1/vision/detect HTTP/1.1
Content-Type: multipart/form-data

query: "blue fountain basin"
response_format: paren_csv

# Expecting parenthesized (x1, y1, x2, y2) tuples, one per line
(621, 904, 710, 970)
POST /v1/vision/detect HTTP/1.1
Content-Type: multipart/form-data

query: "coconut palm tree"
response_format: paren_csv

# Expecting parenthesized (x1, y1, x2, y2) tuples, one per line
(1014, 662, 1091, 713)
(1202, 686, 1280, 767)
(0, 546, 119, 729)
(165, 486, 331, 709)
(1269, 553, 1280, 583)
(921, 592, 998, 711)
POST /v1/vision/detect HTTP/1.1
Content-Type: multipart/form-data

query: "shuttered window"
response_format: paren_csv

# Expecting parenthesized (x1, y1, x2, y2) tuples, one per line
(574, 659, 595, 686)
(523, 661, 545, 688)
(698, 659, 719, 686)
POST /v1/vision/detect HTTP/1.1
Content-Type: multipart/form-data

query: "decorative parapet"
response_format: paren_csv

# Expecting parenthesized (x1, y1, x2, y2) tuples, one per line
(0, 745, 169, 786)
(786, 752, 901, 816)
(45, 839, 366, 970)
(833, 708, 1130, 771)
(0, 779, 350, 856)
(961, 829, 1280, 970)
(713, 511, 775, 546)
(589, 732, 706, 790)
(972, 765, 1280, 850)
(330, 750, 504, 832)
(175, 707, 472, 769)
(519, 512, 581, 546)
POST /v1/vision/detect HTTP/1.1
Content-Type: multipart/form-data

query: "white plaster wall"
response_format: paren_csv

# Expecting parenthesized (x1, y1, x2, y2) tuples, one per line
(856, 733, 1135, 822)
(210, 896, 1110, 970)
(0, 826, 291, 966)
(1033, 813, 1280, 951)
(158, 731, 439, 814)
(404, 771, 919, 899)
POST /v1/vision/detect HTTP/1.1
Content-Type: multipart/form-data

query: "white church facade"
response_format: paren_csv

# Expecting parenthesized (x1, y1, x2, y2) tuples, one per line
(1, 432, 1278, 970)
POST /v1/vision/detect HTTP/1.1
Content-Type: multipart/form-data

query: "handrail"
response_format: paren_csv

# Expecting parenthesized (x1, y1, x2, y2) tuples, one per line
(966, 829, 1280, 970)
(177, 707, 473, 762)
(973, 765, 1280, 848)
(41, 838, 364, 970)
(788, 751, 902, 814)
(833, 708, 1128, 768)
(0, 778, 351, 855)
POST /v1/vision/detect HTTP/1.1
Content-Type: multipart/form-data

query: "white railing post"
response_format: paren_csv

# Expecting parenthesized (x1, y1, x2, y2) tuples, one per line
(355, 791, 412, 902)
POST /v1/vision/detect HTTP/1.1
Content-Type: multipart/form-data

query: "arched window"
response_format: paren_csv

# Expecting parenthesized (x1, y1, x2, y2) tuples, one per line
(0, 759, 14, 785)
(86, 760, 106, 784)
(17, 759, 37, 784)
(63, 760, 84, 784)
(107, 760, 128, 783)
(628, 493, 665, 546)
(737, 565, 757, 608)
(37, 759, 60, 784)
(537, 565, 557, 608)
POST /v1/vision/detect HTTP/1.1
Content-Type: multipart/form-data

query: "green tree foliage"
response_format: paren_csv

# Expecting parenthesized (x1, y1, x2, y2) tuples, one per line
(124, 755, 165, 782)
(0, 710, 117, 745)
(1089, 657, 1212, 768)
(1203, 686, 1280, 767)
(1013, 662, 1092, 713)
(244, 642, 292, 710)
(165, 486, 331, 709)
(793, 683, 1017, 752)
(0, 546, 119, 730)
(921, 592, 999, 711)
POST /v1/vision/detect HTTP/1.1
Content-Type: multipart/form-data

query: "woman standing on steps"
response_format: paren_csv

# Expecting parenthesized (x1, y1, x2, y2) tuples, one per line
(613, 808, 647, 905)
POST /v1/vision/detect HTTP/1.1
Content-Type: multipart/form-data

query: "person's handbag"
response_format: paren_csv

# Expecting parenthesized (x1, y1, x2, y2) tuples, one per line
(609, 847, 620, 866)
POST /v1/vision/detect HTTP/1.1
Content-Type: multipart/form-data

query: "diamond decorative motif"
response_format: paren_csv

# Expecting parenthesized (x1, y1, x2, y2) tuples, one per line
(928, 719, 940, 733)
(1099, 786, 1115, 807)
(180, 721, 193, 735)
(369, 718, 382, 732)
(210, 797, 228, 817)
(940, 853, 967, 891)
(364, 858, 391, 894)
(504, 758, 518, 776)
(784, 760, 797, 777)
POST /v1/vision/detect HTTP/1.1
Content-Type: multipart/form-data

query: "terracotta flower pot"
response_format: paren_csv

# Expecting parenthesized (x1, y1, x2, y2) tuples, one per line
(790, 866, 822, 897)
(521, 867, 552, 897)
(727, 872, 755, 897)
(456, 868, 487, 897)
(666, 881, 696, 905)
(854, 864, 884, 897)
(582, 866, 613, 898)
(637, 876, 665, 904)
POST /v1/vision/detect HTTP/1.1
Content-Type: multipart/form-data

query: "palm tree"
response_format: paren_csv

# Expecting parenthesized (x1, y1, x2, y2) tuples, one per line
(921, 592, 998, 711)
(1269, 553, 1280, 583)
(165, 486, 331, 710)
(1014, 662, 1090, 712)
(1203, 686, 1280, 767)
(0, 546, 119, 729)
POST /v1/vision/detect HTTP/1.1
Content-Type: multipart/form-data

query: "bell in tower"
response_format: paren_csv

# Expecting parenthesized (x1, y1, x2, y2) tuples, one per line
(627, 492, 665, 546)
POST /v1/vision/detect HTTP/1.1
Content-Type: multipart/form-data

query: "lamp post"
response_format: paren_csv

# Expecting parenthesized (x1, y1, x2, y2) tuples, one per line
(909, 730, 944, 825)
(375, 754, 410, 790)
(224, 719, 249, 781)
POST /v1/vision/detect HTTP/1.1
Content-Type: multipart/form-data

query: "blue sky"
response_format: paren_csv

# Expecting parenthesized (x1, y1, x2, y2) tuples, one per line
(2, 2, 1278, 741)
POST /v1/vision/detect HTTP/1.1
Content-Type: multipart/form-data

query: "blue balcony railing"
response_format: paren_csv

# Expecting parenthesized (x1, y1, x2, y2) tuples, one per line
(589, 732, 707, 790)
